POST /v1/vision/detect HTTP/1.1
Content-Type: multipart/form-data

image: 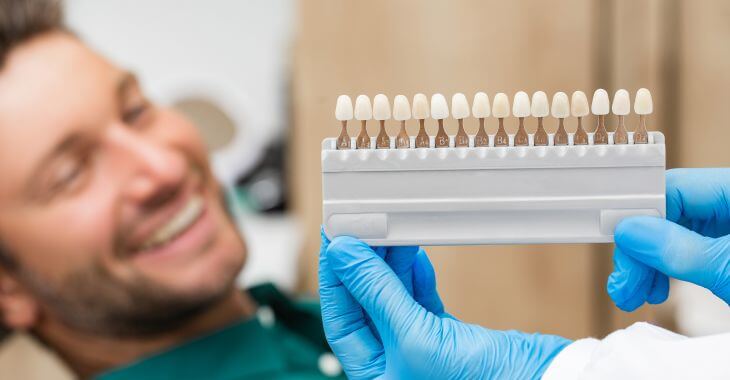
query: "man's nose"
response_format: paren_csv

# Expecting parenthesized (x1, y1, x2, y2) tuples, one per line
(108, 125, 188, 205)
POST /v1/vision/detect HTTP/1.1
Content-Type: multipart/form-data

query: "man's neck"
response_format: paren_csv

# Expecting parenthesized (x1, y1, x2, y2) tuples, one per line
(37, 289, 256, 379)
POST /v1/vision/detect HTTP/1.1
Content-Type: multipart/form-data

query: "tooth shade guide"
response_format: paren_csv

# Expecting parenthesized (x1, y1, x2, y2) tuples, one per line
(454, 119, 469, 147)
(356, 120, 370, 149)
(415, 119, 429, 148)
(494, 118, 509, 147)
(594, 115, 609, 145)
(534, 117, 548, 146)
(614, 115, 628, 144)
(376, 120, 390, 149)
(634, 115, 649, 144)
(435, 119, 449, 148)
(474, 118, 489, 147)
(336, 120, 351, 149)
(396, 120, 410, 149)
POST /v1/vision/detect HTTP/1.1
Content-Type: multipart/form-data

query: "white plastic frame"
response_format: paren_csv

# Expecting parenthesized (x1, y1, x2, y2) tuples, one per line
(322, 131, 665, 246)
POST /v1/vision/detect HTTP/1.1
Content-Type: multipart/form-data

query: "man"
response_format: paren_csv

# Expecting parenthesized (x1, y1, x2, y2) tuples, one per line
(0, 1, 342, 379)
(320, 168, 730, 379)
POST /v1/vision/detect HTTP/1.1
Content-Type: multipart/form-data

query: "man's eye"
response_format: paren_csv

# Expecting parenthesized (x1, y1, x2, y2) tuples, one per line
(122, 102, 150, 125)
(51, 158, 87, 193)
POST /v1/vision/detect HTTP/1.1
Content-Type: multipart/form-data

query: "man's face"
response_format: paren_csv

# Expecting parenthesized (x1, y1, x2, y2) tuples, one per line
(0, 33, 246, 336)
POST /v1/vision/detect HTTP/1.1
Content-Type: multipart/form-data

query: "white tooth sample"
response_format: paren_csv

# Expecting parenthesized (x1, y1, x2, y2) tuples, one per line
(571, 91, 589, 117)
(551, 92, 570, 118)
(634, 88, 653, 115)
(372, 94, 391, 121)
(412, 93, 430, 119)
(591, 88, 610, 115)
(451, 93, 470, 119)
(335, 95, 353, 121)
(354, 95, 372, 120)
(512, 91, 531, 117)
(531, 91, 549, 117)
(430, 93, 449, 120)
(492, 93, 510, 118)
(612, 89, 630, 115)
(393, 95, 411, 121)
(472, 92, 490, 118)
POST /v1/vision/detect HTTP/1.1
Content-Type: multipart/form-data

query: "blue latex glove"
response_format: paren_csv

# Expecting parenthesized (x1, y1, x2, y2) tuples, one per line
(609, 168, 730, 311)
(319, 231, 571, 379)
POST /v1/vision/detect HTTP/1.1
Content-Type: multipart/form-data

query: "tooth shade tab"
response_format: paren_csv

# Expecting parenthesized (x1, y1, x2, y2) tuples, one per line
(393, 95, 411, 121)
(335, 95, 353, 121)
(412, 93, 430, 119)
(373, 94, 391, 120)
(591, 88, 610, 115)
(354, 95, 372, 120)
(430, 93, 449, 120)
(551, 92, 569, 118)
(512, 91, 530, 117)
(571, 91, 589, 117)
(492, 93, 510, 118)
(635, 88, 653, 115)
(612, 89, 630, 115)
(472, 92, 490, 118)
(451, 93, 470, 119)
(531, 91, 549, 117)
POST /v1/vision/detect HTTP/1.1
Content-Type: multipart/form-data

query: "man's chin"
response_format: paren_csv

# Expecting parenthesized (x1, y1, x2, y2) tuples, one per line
(131, 238, 245, 299)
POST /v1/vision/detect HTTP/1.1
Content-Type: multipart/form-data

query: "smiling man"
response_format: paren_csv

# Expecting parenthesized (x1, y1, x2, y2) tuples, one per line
(0, 1, 340, 379)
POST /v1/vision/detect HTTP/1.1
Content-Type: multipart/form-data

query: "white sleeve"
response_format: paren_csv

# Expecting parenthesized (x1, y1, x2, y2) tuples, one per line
(542, 322, 730, 380)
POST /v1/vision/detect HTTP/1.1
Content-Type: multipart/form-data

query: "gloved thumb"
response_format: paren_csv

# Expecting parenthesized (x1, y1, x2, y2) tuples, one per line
(615, 216, 730, 303)
(325, 236, 432, 339)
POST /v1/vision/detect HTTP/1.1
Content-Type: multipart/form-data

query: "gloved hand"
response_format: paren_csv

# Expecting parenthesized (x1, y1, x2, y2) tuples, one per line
(319, 231, 571, 379)
(609, 168, 730, 311)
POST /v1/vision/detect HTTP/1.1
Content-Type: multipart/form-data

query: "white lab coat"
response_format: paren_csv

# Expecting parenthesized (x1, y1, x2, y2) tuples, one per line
(542, 322, 730, 379)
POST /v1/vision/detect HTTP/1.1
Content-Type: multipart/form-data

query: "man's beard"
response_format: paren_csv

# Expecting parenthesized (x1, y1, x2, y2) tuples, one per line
(19, 255, 239, 338)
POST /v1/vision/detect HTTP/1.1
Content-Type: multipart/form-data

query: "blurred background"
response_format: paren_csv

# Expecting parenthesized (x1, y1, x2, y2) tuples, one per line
(2, 0, 730, 378)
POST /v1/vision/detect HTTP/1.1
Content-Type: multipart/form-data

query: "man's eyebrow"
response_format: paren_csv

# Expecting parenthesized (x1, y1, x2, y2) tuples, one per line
(117, 71, 139, 101)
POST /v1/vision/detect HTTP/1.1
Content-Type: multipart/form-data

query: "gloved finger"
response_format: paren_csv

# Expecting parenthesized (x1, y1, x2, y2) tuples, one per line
(607, 247, 655, 311)
(326, 236, 431, 339)
(647, 272, 670, 305)
(665, 168, 730, 237)
(412, 249, 449, 317)
(318, 231, 385, 379)
(615, 216, 730, 303)
(383, 246, 419, 296)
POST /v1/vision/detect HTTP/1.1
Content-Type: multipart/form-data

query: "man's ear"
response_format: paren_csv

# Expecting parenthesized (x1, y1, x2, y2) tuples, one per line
(0, 269, 39, 330)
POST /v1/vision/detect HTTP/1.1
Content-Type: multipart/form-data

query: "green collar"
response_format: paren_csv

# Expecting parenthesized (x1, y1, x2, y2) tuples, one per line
(96, 317, 287, 380)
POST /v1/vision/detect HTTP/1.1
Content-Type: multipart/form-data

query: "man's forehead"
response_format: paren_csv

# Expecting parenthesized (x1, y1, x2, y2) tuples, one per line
(0, 32, 123, 198)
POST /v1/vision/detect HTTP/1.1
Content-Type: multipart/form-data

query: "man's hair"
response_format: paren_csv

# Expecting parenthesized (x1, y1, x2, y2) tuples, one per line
(0, 0, 63, 69)
(0, 0, 62, 266)
(0, 0, 63, 340)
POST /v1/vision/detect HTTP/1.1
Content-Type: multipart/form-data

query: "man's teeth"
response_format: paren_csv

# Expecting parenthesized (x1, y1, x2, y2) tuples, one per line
(140, 196, 204, 250)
